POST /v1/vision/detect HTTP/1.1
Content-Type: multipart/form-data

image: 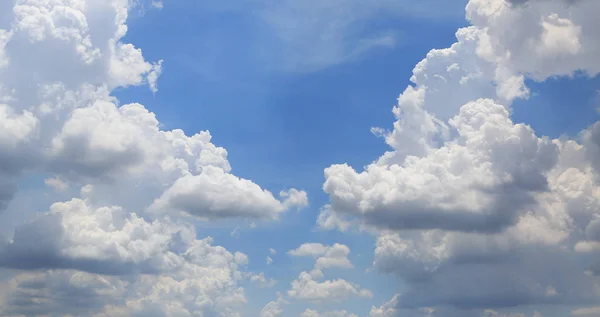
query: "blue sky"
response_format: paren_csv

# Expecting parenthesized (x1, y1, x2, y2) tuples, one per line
(114, 2, 599, 315)
(113, 4, 468, 314)
(0, 0, 600, 316)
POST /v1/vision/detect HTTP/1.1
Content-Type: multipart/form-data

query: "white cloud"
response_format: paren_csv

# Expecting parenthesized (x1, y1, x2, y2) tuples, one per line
(320, 0, 600, 314)
(301, 308, 359, 317)
(288, 269, 372, 303)
(0, 1, 307, 315)
(289, 243, 354, 269)
(260, 294, 287, 317)
(325, 98, 558, 234)
(0, 198, 253, 277)
(150, 166, 301, 220)
(44, 176, 69, 191)
(0, 229, 250, 316)
(281, 188, 309, 210)
(466, 0, 600, 81)
(250, 272, 277, 288)
(369, 294, 400, 317)
(151, 1, 164, 10)
(289, 243, 330, 257)
(147, 59, 163, 93)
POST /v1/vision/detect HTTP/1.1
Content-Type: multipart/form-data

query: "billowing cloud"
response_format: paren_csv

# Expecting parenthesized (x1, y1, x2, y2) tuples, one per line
(321, 0, 600, 314)
(288, 269, 372, 303)
(0, 233, 250, 316)
(0, 0, 305, 316)
(325, 99, 558, 233)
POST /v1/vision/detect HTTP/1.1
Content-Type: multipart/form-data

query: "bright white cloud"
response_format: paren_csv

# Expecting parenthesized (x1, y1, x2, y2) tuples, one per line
(289, 243, 354, 269)
(0, 0, 307, 316)
(288, 269, 372, 303)
(320, 0, 600, 314)
(325, 98, 558, 234)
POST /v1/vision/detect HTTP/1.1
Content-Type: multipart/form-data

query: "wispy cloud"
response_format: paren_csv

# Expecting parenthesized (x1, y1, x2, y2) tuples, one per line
(255, 0, 465, 71)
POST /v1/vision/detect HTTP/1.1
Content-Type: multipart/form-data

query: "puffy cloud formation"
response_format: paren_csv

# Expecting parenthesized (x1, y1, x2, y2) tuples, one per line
(321, 0, 600, 314)
(0, 0, 306, 217)
(0, 233, 250, 316)
(326, 99, 558, 233)
(289, 243, 354, 269)
(0, 0, 303, 315)
(287, 243, 369, 303)
(288, 269, 372, 303)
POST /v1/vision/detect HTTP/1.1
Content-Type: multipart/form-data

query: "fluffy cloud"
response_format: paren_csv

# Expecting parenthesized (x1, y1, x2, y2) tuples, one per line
(0, 235, 249, 316)
(1, 198, 191, 274)
(288, 269, 372, 303)
(0, 0, 306, 316)
(287, 242, 367, 303)
(466, 0, 600, 81)
(321, 0, 600, 314)
(325, 98, 558, 234)
(0, 0, 306, 219)
(0, 197, 254, 316)
(289, 243, 353, 269)
(150, 169, 307, 220)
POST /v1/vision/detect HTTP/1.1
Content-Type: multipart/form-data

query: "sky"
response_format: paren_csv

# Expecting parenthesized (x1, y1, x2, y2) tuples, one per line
(0, 0, 599, 317)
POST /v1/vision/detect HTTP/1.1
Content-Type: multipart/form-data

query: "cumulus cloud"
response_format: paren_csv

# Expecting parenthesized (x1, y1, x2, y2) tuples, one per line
(288, 269, 372, 303)
(0, 0, 306, 315)
(0, 233, 250, 316)
(149, 166, 304, 221)
(325, 99, 558, 234)
(289, 243, 354, 269)
(320, 0, 600, 314)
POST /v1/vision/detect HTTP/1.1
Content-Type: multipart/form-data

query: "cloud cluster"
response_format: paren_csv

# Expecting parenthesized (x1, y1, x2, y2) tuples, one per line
(0, 0, 304, 315)
(287, 243, 369, 303)
(321, 0, 600, 315)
